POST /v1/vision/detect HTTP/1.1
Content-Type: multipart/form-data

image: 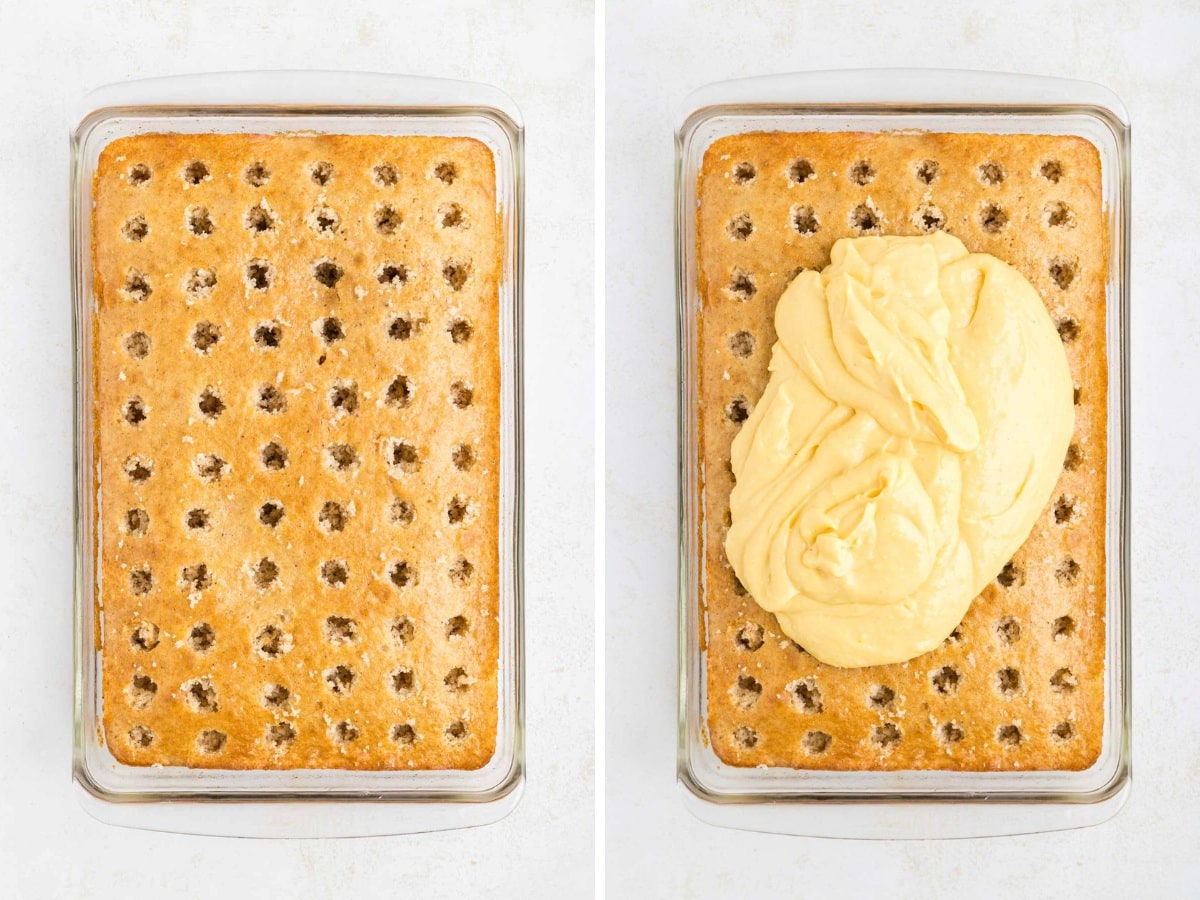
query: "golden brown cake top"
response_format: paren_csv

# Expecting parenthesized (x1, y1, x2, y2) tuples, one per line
(695, 130, 1107, 771)
(93, 132, 502, 771)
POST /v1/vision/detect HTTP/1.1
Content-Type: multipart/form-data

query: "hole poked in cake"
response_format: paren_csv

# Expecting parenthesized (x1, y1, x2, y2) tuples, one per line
(324, 665, 355, 696)
(308, 205, 340, 235)
(725, 396, 750, 425)
(1051, 721, 1075, 743)
(442, 258, 472, 291)
(124, 331, 151, 359)
(1050, 667, 1078, 693)
(931, 665, 960, 695)
(913, 204, 946, 233)
(262, 683, 290, 709)
(444, 667, 472, 693)
(734, 622, 764, 652)
(451, 444, 475, 472)
(122, 397, 147, 426)
(129, 565, 153, 596)
(448, 317, 473, 344)
(944, 625, 963, 646)
(389, 667, 415, 697)
(802, 730, 831, 755)
(390, 616, 415, 645)
(791, 205, 819, 236)
(732, 725, 758, 749)
(266, 722, 297, 750)
(124, 455, 153, 484)
(1064, 443, 1083, 471)
(1039, 159, 1064, 183)
(727, 269, 756, 300)
(122, 269, 152, 302)
(244, 161, 271, 186)
(252, 321, 282, 349)
(434, 161, 458, 184)
(912, 158, 940, 184)
(786, 677, 823, 714)
(122, 215, 149, 242)
(1044, 201, 1075, 229)
(309, 161, 334, 186)
(389, 314, 424, 341)
(187, 622, 215, 653)
(979, 203, 1009, 234)
(182, 161, 210, 185)
(996, 724, 1022, 748)
(789, 159, 815, 184)
(388, 440, 421, 474)
(439, 203, 467, 229)
(385, 374, 412, 408)
(259, 441, 288, 472)
(445, 615, 470, 641)
(197, 730, 227, 754)
(331, 721, 360, 745)
(995, 616, 1021, 646)
(849, 202, 881, 234)
(726, 214, 753, 241)
(312, 259, 344, 289)
(252, 557, 279, 590)
(318, 501, 348, 533)
(997, 560, 1024, 588)
(1053, 615, 1076, 640)
(244, 202, 276, 234)
(448, 557, 474, 585)
(127, 673, 158, 710)
(186, 507, 209, 530)
(124, 508, 149, 536)
(185, 268, 217, 298)
(373, 162, 399, 186)
(324, 615, 358, 645)
(732, 161, 756, 183)
(446, 495, 474, 526)
(1055, 317, 1080, 344)
(130, 621, 159, 652)
(848, 160, 876, 186)
(182, 677, 219, 713)
(730, 674, 762, 709)
(1049, 258, 1077, 291)
(1056, 557, 1081, 584)
(324, 443, 359, 473)
(977, 161, 1006, 185)
(245, 260, 273, 291)
(179, 562, 212, 593)
(191, 321, 221, 354)
(389, 497, 415, 526)
(256, 384, 286, 414)
(127, 725, 154, 748)
(254, 624, 292, 659)
(128, 163, 152, 186)
(185, 206, 214, 238)
(197, 386, 224, 420)
(390, 723, 417, 746)
(868, 685, 896, 710)
(258, 500, 285, 528)
(727, 330, 756, 359)
(871, 723, 902, 749)
(328, 380, 358, 415)
(318, 316, 346, 345)
(377, 262, 409, 286)
(996, 667, 1022, 696)
(450, 381, 473, 409)
(374, 204, 401, 235)
(388, 560, 417, 589)
(937, 721, 965, 745)
(1054, 495, 1077, 525)
(320, 559, 349, 588)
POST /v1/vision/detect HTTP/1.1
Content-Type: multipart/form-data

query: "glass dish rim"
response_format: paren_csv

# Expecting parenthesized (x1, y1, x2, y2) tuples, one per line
(674, 69, 1132, 811)
(71, 72, 525, 808)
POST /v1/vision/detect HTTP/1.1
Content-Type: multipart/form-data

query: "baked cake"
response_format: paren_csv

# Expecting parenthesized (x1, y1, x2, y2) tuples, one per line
(696, 132, 1107, 770)
(92, 133, 501, 770)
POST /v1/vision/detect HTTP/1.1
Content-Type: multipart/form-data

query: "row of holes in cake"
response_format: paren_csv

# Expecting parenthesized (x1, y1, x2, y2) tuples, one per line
(126, 159, 461, 190)
(119, 256, 472, 299)
(730, 718, 1077, 755)
(121, 201, 467, 244)
(731, 157, 1070, 188)
(126, 718, 469, 754)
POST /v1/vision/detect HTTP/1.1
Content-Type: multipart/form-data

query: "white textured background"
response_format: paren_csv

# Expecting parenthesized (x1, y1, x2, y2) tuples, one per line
(0, 1, 594, 897)
(606, 0, 1198, 895)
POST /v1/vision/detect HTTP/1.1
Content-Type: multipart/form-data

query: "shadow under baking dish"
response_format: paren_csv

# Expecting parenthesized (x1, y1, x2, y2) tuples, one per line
(71, 71, 525, 837)
(675, 69, 1130, 839)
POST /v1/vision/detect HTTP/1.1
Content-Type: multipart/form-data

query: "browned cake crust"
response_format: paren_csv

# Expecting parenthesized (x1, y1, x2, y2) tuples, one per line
(697, 132, 1107, 770)
(93, 133, 501, 770)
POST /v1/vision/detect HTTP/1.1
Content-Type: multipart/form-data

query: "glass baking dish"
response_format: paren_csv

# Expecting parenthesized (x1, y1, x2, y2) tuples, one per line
(71, 71, 524, 837)
(675, 69, 1130, 839)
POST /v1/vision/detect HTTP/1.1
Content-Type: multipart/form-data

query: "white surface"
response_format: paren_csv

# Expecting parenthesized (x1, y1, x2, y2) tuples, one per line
(606, 0, 1198, 896)
(0, 0, 594, 896)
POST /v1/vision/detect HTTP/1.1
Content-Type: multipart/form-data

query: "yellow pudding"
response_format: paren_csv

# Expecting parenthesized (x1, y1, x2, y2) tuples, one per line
(724, 232, 1074, 667)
